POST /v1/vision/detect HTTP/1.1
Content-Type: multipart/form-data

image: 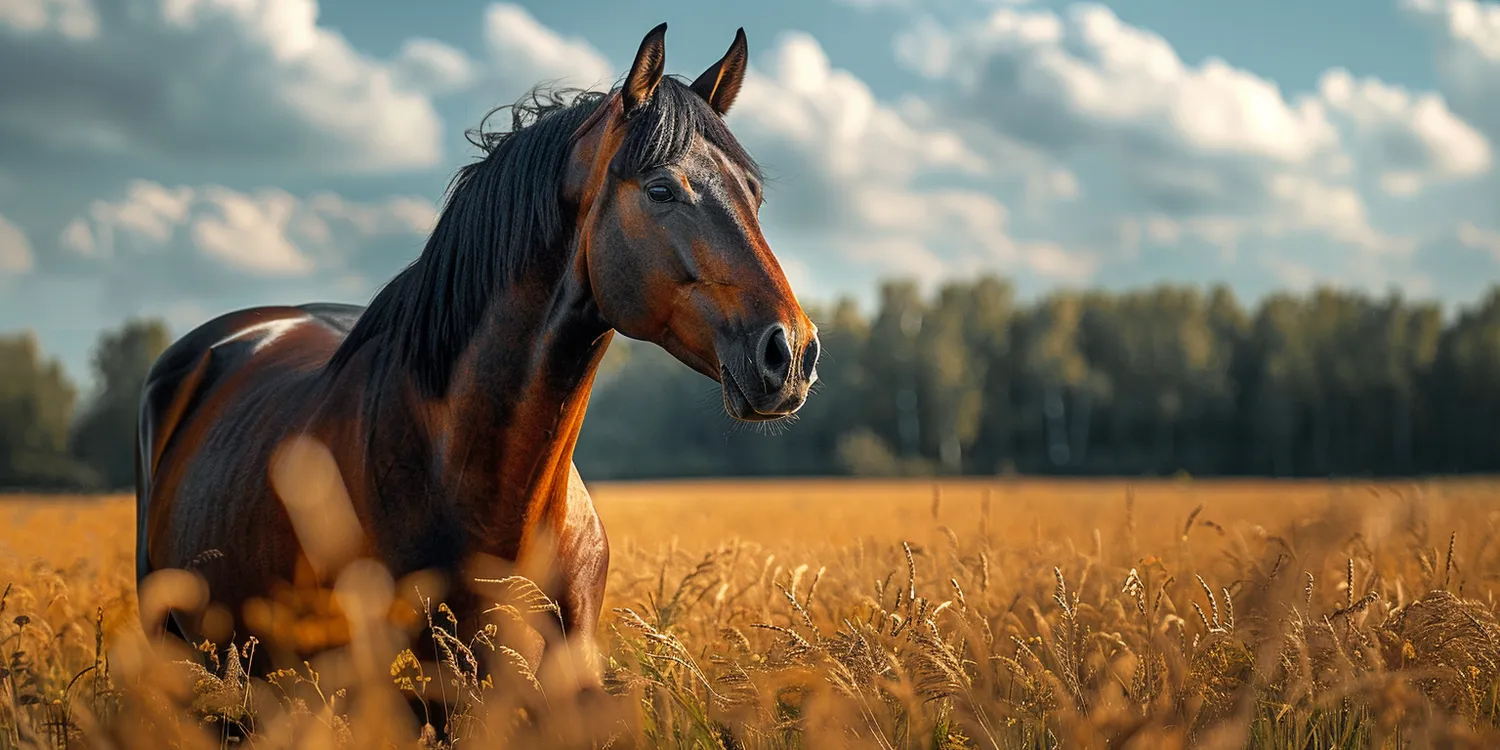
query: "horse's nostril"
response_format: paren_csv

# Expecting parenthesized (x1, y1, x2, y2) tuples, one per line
(756, 324, 793, 389)
(767, 329, 790, 370)
(802, 335, 820, 382)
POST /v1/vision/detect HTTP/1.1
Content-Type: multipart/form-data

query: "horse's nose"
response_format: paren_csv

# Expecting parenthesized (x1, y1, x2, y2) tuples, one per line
(754, 323, 794, 391)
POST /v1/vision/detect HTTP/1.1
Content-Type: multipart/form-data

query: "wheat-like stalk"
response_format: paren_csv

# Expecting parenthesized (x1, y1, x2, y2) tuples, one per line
(1, 482, 1499, 748)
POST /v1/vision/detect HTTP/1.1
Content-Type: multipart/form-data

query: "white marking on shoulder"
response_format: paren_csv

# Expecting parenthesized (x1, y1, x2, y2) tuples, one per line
(213, 317, 307, 354)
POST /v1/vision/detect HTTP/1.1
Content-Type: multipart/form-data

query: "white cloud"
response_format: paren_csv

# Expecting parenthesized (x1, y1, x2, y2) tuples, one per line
(1318, 67, 1490, 194)
(1404, 0, 1500, 144)
(838, 0, 1034, 12)
(901, 2, 1495, 202)
(390, 3, 614, 108)
(726, 31, 1089, 287)
(739, 33, 981, 181)
(0, 178, 433, 394)
(889, 1, 1500, 296)
(0, 0, 445, 173)
(0, 0, 1094, 308)
(0, 0, 97, 39)
(1458, 221, 1500, 259)
(903, 4, 1339, 165)
(188, 188, 314, 276)
(894, 16, 953, 78)
(395, 16, 1023, 290)
(393, 37, 478, 98)
(7, 0, 1498, 362)
(0, 212, 35, 274)
(1261, 173, 1416, 254)
(896, 2, 1360, 256)
(482, 4, 613, 93)
(60, 181, 193, 259)
(57, 181, 435, 305)
(404, 17, 1088, 292)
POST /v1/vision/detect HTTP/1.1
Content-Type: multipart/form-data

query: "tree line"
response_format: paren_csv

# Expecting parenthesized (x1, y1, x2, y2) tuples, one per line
(1, 319, 171, 490)
(4, 277, 1500, 490)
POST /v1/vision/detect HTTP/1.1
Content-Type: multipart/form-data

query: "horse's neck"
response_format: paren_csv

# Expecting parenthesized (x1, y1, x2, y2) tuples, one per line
(430, 264, 612, 559)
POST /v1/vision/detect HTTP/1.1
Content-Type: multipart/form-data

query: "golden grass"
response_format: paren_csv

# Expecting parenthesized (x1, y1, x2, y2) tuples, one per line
(2, 476, 1500, 748)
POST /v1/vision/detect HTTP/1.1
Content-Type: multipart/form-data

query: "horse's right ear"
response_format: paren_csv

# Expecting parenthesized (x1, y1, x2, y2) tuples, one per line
(623, 22, 668, 116)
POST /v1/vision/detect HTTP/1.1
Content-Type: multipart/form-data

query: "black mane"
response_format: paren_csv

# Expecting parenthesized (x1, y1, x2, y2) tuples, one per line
(328, 76, 761, 397)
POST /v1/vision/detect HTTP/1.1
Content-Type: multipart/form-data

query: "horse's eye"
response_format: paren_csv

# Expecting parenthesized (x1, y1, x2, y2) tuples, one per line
(646, 184, 676, 203)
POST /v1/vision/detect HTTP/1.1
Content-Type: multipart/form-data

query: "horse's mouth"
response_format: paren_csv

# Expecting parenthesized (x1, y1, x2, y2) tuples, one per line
(721, 367, 787, 423)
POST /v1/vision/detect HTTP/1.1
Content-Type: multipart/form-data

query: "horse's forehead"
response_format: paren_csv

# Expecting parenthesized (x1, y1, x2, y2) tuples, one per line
(680, 135, 746, 185)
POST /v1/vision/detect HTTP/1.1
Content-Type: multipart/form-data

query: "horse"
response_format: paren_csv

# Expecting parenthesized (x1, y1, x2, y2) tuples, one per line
(133, 21, 819, 736)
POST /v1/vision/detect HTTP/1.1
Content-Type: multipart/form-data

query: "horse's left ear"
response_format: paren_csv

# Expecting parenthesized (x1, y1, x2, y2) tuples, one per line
(690, 27, 748, 116)
(623, 22, 669, 115)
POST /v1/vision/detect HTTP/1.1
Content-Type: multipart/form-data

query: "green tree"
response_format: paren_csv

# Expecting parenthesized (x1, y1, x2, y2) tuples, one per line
(70, 318, 172, 489)
(0, 332, 94, 488)
(1012, 292, 1095, 471)
(964, 276, 1017, 474)
(786, 297, 873, 469)
(8, 277, 1500, 487)
(918, 283, 987, 473)
(863, 281, 930, 461)
(1427, 289, 1500, 471)
(570, 277, 1500, 480)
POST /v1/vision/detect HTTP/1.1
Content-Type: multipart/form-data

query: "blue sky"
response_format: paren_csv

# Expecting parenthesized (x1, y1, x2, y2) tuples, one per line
(3, 0, 1500, 394)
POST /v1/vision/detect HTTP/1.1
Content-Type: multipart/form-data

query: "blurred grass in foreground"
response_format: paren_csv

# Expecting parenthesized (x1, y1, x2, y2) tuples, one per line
(0, 476, 1498, 748)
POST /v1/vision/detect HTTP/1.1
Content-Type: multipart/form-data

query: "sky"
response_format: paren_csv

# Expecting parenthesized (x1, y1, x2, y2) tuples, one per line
(3, 0, 1500, 394)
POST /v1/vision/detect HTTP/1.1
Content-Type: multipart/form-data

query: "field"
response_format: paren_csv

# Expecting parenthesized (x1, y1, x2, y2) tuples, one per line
(1, 477, 1499, 749)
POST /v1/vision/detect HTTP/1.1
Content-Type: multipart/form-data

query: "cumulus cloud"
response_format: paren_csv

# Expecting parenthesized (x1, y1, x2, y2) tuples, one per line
(392, 4, 613, 107)
(1458, 221, 1500, 260)
(0, 0, 1096, 310)
(1317, 67, 1490, 195)
(838, 0, 1034, 12)
(480, 4, 613, 92)
(9, 0, 1500, 377)
(0, 0, 445, 173)
(1261, 173, 1416, 254)
(53, 180, 435, 311)
(0, 0, 97, 39)
(887, 1, 1500, 296)
(902, 5, 1338, 166)
(726, 31, 1090, 290)
(395, 13, 1089, 292)
(0, 212, 35, 274)
(1404, 0, 1500, 145)
(397, 16, 1091, 293)
(896, 2, 1355, 253)
(393, 38, 478, 98)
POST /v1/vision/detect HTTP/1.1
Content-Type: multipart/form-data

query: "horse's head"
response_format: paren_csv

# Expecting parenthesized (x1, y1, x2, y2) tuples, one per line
(568, 24, 819, 423)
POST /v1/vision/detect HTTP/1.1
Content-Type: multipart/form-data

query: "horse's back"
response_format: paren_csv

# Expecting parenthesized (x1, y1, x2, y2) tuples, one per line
(134, 303, 366, 588)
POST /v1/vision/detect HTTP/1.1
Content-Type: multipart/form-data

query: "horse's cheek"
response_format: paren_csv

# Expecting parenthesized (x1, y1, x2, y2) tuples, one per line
(589, 236, 675, 340)
(591, 252, 655, 336)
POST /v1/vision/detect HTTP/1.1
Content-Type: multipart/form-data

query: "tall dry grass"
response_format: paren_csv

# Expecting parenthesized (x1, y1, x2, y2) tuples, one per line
(0, 475, 1498, 749)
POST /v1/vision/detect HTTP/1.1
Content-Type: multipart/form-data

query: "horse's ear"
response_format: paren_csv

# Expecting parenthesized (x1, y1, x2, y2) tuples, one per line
(690, 27, 748, 116)
(623, 22, 668, 115)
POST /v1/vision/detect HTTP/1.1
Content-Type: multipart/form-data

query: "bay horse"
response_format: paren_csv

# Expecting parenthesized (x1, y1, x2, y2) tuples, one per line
(133, 21, 818, 730)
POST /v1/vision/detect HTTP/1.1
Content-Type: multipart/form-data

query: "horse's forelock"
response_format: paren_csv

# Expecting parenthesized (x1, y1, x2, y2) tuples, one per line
(612, 76, 761, 182)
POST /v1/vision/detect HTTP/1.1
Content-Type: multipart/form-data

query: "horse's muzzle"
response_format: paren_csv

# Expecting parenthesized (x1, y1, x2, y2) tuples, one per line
(718, 323, 818, 422)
